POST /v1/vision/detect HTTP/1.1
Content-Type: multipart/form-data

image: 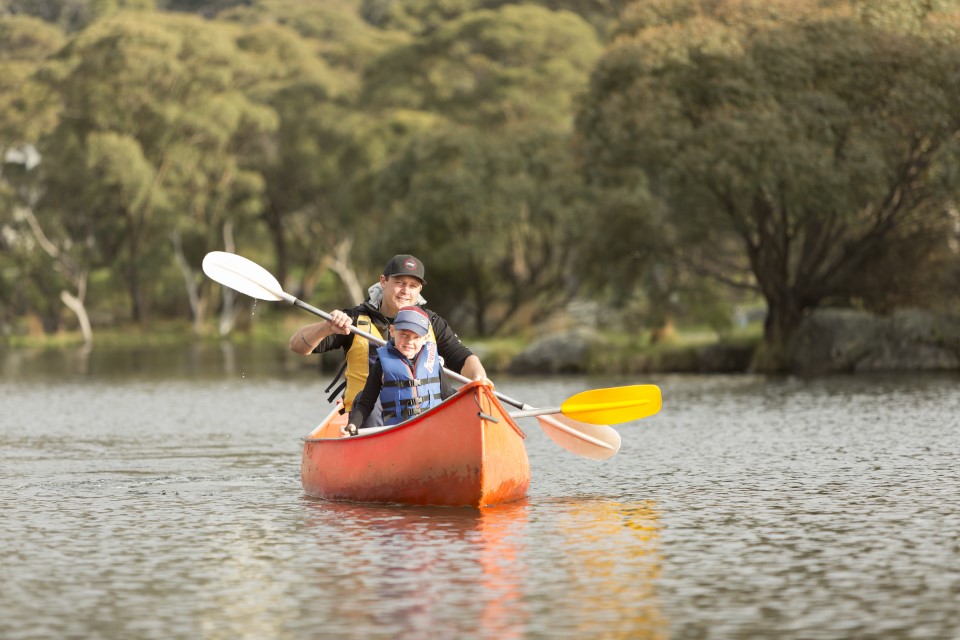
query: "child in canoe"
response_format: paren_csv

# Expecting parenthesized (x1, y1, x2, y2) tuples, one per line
(344, 306, 456, 435)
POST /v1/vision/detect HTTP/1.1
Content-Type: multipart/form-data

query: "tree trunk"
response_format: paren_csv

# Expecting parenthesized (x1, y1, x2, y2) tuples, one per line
(218, 221, 237, 337)
(128, 260, 145, 324)
(263, 204, 289, 292)
(170, 229, 203, 335)
(754, 291, 804, 373)
(325, 237, 364, 304)
(18, 204, 91, 341)
(60, 290, 93, 347)
(763, 294, 803, 348)
(471, 271, 488, 337)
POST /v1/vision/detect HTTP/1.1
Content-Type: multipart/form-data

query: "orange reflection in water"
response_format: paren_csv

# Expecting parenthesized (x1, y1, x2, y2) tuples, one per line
(302, 499, 530, 638)
(548, 498, 666, 640)
(474, 501, 529, 640)
(301, 497, 663, 639)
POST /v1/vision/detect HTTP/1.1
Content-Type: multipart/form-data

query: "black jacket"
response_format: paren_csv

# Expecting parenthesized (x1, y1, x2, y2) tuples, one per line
(314, 301, 476, 374)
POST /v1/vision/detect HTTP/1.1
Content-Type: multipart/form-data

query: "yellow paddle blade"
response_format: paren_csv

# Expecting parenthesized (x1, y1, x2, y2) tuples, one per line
(560, 384, 662, 425)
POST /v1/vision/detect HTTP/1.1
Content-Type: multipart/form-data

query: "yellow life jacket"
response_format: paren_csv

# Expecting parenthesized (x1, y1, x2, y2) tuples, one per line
(342, 312, 437, 411)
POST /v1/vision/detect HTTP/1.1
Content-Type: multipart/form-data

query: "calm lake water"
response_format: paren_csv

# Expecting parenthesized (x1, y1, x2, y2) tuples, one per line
(2, 345, 959, 639)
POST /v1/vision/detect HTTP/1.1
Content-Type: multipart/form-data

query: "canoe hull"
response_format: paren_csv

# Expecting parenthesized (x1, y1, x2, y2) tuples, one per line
(300, 381, 530, 507)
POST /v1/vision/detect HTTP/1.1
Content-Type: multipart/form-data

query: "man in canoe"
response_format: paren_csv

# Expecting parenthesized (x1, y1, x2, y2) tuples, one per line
(343, 306, 456, 435)
(289, 254, 489, 427)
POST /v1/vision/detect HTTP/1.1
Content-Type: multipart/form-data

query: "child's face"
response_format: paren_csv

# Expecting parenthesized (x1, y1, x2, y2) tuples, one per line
(392, 328, 426, 359)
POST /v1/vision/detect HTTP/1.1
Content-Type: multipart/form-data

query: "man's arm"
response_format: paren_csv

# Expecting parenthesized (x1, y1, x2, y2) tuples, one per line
(459, 354, 488, 382)
(429, 311, 487, 379)
(289, 309, 354, 355)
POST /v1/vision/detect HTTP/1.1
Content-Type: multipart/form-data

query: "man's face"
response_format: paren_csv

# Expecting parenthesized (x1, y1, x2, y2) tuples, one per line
(380, 275, 423, 314)
(392, 327, 426, 359)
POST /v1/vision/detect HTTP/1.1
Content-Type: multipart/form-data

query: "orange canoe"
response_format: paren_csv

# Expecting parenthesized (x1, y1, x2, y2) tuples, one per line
(301, 381, 531, 507)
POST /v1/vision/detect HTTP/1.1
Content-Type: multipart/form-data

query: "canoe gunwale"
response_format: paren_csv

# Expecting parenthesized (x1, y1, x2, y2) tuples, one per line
(301, 382, 527, 442)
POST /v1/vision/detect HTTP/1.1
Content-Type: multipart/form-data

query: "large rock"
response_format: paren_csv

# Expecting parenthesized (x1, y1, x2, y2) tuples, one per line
(788, 308, 960, 374)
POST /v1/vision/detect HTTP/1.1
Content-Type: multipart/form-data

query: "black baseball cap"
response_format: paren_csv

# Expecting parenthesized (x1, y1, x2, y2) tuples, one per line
(383, 254, 426, 284)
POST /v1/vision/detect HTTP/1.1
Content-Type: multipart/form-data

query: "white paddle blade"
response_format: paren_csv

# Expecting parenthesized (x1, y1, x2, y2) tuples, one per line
(202, 251, 288, 302)
(537, 414, 621, 461)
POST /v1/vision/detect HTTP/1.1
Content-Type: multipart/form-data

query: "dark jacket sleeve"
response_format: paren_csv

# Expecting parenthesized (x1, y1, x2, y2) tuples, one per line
(427, 311, 475, 374)
(347, 359, 383, 426)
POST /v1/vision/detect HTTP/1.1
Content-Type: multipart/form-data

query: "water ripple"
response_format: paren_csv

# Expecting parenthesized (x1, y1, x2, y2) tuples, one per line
(2, 372, 960, 638)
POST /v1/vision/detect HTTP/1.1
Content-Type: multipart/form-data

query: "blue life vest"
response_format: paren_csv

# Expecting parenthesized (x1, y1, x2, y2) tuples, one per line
(377, 341, 443, 426)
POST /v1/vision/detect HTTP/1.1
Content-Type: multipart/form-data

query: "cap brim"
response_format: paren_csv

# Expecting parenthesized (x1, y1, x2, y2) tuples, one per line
(386, 273, 425, 284)
(393, 322, 428, 337)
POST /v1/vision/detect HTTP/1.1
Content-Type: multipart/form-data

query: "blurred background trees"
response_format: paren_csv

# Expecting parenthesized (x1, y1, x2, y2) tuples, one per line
(2, 0, 959, 367)
(576, 0, 960, 360)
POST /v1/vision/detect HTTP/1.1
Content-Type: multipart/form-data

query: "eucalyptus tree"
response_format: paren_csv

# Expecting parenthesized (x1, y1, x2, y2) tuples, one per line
(576, 0, 960, 364)
(219, 0, 416, 305)
(0, 15, 67, 333)
(363, 4, 600, 130)
(366, 4, 603, 335)
(36, 11, 276, 326)
(218, 0, 409, 76)
(374, 124, 596, 335)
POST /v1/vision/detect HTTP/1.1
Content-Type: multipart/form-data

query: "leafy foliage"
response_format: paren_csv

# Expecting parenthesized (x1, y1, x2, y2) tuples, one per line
(362, 4, 602, 128)
(3, 0, 960, 350)
(577, 1, 960, 352)
(374, 123, 594, 334)
(34, 12, 276, 322)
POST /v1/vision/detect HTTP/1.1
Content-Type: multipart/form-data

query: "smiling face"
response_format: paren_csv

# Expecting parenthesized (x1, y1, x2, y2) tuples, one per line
(391, 327, 427, 359)
(379, 275, 424, 316)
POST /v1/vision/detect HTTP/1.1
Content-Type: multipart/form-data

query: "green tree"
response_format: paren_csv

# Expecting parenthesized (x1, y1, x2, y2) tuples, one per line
(254, 95, 440, 303)
(0, 16, 63, 149)
(221, 1, 415, 305)
(576, 1, 960, 363)
(0, 16, 66, 334)
(375, 124, 593, 335)
(363, 4, 601, 129)
(219, 0, 410, 76)
(36, 12, 275, 326)
(364, 4, 602, 334)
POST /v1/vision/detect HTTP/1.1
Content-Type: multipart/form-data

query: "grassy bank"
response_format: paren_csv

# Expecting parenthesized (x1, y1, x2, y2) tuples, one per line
(2, 314, 764, 375)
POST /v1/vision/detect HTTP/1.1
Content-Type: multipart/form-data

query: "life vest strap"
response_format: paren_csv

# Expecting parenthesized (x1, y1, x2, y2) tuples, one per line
(382, 393, 443, 420)
(383, 376, 441, 389)
(325, 360, 348, 393)
(326, 380, 347, 404)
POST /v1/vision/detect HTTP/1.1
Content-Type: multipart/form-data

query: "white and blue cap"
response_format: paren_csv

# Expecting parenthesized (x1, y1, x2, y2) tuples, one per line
(393, 306, 430, 337)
